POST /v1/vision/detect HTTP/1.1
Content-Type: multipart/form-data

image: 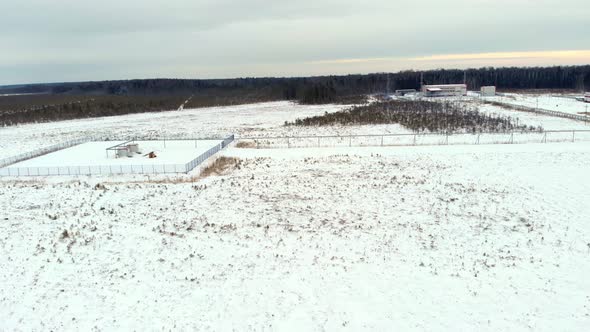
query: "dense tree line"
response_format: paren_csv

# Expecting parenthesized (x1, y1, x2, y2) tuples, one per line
(2, 65, 589, 102)
(286, 100, 540, 133)
(1, 65, 588, 125)
(0, 95, 186, 126)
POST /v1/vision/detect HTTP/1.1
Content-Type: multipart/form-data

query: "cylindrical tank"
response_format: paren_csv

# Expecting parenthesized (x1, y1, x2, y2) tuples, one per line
(116, 148, 128, 158)
(127, 143, 139, 154)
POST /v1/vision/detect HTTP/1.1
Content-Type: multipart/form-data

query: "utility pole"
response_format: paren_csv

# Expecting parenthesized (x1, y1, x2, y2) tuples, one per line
(420, 72, 424, 93)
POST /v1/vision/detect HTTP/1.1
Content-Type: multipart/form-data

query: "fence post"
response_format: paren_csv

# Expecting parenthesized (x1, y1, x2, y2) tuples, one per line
(445, 134, 449, 145)
(413, 134, 416, 146)
(572, 130, 575, 142)
(476, 134, 480, 145)
(349, 135, 352, 147)
(287, 137, 290, 148)
(381, 135, 384, 146)
(510, 133, 514, 144)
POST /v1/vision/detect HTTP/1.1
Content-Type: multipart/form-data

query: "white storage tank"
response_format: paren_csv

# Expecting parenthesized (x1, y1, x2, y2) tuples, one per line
(481, 86, 496, 96)
(127, 143, 139, 154)
(116, 147, 128, 158)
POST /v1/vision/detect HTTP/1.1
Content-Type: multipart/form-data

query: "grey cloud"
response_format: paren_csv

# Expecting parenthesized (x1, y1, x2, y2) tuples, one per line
(0, 0, 589, 84)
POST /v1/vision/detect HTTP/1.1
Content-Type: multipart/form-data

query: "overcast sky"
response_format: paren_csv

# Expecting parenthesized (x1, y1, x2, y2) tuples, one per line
(1, 0, 589, 85)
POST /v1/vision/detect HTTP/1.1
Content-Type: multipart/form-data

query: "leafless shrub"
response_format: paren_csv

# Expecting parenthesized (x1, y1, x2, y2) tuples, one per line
(287, 100, 539, 133)
(200, 157, 242, 178)
(94, 183, 107, 190)
(235, 141, 256, 148)
(60, 230, 69, 240)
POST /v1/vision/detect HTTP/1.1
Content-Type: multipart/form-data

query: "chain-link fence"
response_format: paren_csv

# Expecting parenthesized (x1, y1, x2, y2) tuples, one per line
(184, 135, 235, 173)
(0, 137, 97, 168)
(238, 130, 590, 149)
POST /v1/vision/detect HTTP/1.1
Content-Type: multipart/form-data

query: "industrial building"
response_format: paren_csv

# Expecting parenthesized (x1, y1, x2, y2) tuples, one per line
(480, 86, 496, 96)
(421, 84, 467, 97)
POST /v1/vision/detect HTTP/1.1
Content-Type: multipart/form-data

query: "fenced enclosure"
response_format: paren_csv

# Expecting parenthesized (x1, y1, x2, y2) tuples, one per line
(238, 130, 590, 149)
(0, 137, 96, 168)
(0, 135, 235, 177)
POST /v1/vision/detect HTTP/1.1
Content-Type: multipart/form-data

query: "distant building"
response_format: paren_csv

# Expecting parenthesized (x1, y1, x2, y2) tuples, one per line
(480, 86, 496, 96)
(421, 84, 467, 97)
(585, 93, 590, 103)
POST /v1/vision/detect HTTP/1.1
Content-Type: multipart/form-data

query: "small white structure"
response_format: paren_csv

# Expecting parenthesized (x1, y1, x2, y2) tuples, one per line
(116, 147, 129, 158)
(127, 143, 139, 154)
(585, 93, 590, 103)
(422, 84, 467, 97)
(113, 143, 140, 158)
(481, 86, 496, 97)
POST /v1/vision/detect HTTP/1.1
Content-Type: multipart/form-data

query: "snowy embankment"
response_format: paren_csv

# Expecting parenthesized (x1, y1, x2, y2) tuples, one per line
(1, 142, 590, 331)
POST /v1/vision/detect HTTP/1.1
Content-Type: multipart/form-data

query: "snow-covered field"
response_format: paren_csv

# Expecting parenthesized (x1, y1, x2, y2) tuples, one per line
(473, 101, 590, 131)
(2, 98, 588, 160)
(1, 142, 589, 331)
(485, 93, 590, 116)
(0, 102, 361, 159)
(1, 97, 590, 331)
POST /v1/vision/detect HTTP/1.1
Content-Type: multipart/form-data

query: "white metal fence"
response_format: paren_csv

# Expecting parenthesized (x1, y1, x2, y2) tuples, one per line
(0, 135, 235, 177)
(184, 135, 235, 173)
(238, 130, 590, 149)
(0, 137, 96, 168)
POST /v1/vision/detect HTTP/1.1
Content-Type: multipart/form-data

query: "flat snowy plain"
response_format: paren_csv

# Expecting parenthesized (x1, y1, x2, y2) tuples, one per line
(1, 96, 589, 331)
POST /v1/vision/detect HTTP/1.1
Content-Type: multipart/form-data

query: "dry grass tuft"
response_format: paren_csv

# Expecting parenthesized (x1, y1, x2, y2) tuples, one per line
(200, 157, 242, 178)
(235, 141, 256, 148)
(101, 157, 243, 185)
